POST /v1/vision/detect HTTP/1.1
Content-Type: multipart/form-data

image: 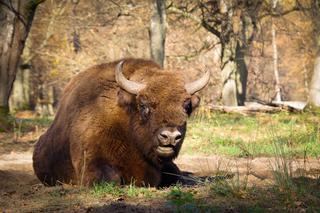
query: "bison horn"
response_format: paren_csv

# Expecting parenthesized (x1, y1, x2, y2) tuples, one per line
(185, 70, 210, 94)
(115, 60, 146, 95)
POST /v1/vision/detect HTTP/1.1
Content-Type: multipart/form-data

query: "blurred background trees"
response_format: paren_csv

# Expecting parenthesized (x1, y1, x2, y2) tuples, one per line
(0, 0, 44, 128)
(0, 0, 319, 123)
(169, 0, 314, 106)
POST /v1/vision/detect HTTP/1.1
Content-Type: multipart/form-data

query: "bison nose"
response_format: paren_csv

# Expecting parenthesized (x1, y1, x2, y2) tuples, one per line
(158, 129, 182, 146)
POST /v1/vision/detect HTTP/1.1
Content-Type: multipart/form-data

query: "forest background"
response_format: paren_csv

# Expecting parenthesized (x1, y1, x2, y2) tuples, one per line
(1, 0, 319, 118)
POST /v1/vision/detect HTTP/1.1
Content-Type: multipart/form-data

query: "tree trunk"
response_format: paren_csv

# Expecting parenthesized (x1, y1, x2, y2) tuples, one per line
(271, 0, 281, 102)
(221, 40, 238, 106)
(149, 0, 166, 68)
(308, 0, 320, 108)
(309, 49, 320, 107)
(0, 0, 43, 119)
(221, 40, 248, 106)
(220, 3, 249, 106)
(235, 42, 248, 106)
(35, 84, 54, 116)
(9, 65, 31, 111)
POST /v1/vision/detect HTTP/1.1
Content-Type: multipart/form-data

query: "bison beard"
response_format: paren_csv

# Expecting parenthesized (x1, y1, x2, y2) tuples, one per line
(33, 58, 210, 187)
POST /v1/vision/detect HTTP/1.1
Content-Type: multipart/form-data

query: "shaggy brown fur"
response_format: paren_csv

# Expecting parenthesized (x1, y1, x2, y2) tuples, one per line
(33, 58, 203, 187)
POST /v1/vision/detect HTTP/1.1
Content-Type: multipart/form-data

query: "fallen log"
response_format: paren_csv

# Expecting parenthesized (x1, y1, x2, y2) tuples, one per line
(271, 101, 307, 111)
(208, 103, 282, 115)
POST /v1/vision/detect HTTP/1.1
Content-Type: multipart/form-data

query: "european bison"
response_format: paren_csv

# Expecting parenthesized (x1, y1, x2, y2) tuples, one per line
(33, 58, 210, 187)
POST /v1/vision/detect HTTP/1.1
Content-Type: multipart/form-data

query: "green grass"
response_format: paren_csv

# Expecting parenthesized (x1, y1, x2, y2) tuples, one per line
(14, 116, 54, 131)
(91, 182, 124, 197)
(183, 111, 320, 158)
(91, 181, 158, 199)
(167, 185, 201, 213)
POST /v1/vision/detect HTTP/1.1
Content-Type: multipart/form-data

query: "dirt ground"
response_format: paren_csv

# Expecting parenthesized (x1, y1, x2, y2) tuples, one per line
(1, 132, 320, 212)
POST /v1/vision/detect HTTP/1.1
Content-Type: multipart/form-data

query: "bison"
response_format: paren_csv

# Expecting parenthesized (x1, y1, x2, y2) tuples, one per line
(33, 58, 210, 187)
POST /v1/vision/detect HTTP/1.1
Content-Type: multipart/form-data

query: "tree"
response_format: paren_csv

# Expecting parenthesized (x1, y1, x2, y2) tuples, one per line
(170, 0, 307, 106)
(309, 49, 320, 107)
(0, 0, 45, 122)
(271, 0, 281, 103)
(308, 0, 320, 107)
(149, 0, 167, 68)
(170, 0, 264, 106)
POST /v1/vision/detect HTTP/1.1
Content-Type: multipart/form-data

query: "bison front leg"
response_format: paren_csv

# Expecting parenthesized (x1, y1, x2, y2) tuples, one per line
(160, 161, 181, 187)
(76, 159, 122, 186)
(120, 159, 161, 187)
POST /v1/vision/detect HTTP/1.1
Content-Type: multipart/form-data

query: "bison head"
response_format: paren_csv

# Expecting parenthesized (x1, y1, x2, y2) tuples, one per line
(116, 60, 210, 165)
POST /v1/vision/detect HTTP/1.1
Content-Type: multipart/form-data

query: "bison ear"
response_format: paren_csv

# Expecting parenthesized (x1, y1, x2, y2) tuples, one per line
(117, 88, 136, 108)
(191, 95, 201, 110)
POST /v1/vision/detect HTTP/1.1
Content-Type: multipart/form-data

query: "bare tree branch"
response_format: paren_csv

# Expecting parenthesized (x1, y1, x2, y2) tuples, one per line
(0, 0, 27, 27)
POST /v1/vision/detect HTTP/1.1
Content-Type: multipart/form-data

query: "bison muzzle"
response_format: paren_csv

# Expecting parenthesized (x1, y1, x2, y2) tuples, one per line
(33, 58, 210, 187)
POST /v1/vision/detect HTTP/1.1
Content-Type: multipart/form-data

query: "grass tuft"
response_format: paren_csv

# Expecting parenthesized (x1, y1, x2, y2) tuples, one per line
(167, 185, 201, 213)
(91, 181, 157, 199)
(91, 182, 124, 197)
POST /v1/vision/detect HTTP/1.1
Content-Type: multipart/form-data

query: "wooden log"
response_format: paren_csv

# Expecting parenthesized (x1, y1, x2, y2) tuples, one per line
(271, 101, 307, 111)
(207, 103, 282, 115)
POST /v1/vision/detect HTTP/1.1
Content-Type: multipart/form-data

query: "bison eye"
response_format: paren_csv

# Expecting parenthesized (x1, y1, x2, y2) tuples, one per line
(183, 100, 192, 116)
(140, 104, 150, 122)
